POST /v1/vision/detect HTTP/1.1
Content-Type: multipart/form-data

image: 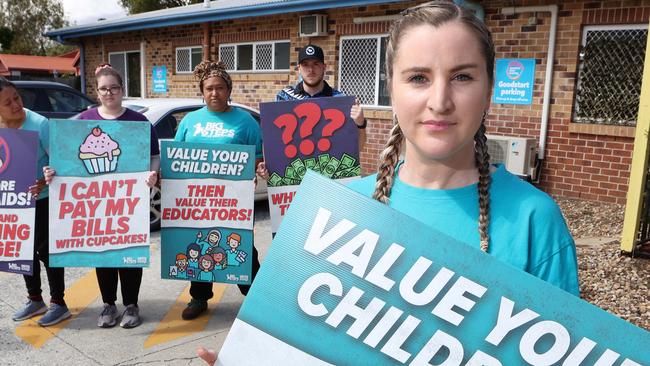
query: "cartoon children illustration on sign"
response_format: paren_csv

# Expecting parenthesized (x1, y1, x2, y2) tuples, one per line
(195, 229, 222, 255)
(196, 254, 216, 282)
(225, 233, 247, 267)
(186, 243, 201, 279)
(175, 254, 190, 280)
(211, 247, 227, 270)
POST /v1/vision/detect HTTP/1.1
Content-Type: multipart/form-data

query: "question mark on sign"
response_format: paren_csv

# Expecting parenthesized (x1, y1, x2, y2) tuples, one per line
(294, 102, 322, 155)
(273, 113, 299, 158)
(318, 108, 346, 152)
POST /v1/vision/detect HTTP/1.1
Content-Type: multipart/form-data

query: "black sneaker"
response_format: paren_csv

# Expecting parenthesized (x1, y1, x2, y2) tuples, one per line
(181, 299, 207, 320)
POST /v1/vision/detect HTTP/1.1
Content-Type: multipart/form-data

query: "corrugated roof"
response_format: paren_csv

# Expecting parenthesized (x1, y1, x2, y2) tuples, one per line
(46, 0, 398, 41)
(0, 54, 78, 74)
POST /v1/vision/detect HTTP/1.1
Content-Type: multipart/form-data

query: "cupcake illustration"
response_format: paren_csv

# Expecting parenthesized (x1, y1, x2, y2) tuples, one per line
(78, 126, 121, 174)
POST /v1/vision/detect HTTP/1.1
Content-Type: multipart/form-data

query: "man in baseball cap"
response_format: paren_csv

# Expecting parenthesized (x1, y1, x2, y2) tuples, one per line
(298, 44, 325, 63)
(277, 44, 366, 129)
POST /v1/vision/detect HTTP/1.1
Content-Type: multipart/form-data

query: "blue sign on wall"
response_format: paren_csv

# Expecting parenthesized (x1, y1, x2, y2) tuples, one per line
(493, 58, 536, 105)
(152, 65, 167, 93)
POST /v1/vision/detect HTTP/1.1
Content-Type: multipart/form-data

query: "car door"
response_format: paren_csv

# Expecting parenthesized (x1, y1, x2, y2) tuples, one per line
(149, 105, 203, 231)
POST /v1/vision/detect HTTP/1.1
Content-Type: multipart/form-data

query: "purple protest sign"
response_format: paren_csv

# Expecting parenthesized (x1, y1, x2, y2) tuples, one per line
(260, 96, 360, 233)
(0, 128, 38, 275)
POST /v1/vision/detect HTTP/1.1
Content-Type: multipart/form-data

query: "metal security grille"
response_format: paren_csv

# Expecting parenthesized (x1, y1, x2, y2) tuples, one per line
(176, 48, 191, 73)
(256, 43, 273, 70)
(486, 139, 508, 165)
(219, 46, 235, 70)
(340, 38, 379, 105)
(573, 26, 647, 126)
(301, 16, 317, 35)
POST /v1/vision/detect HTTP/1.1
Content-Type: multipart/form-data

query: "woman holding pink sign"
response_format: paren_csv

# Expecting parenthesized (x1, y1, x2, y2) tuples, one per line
(44, 64, 159, 329)
(0, 76, 70, 327)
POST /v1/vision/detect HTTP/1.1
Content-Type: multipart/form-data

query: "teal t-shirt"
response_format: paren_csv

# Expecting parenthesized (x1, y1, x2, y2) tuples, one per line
(347, 164, 580, 296)
(20, 109, 49, 200)
(174, 106, 262, 159)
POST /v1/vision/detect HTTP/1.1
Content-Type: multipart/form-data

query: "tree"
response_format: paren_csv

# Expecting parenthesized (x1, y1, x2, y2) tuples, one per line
(120, 0, 202, 15)
(0, 0, 67, 55)
(0, 26, 14, 52)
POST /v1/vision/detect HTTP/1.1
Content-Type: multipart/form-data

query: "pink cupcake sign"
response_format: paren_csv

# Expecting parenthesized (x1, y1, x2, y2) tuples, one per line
(78, 126, 121, 174)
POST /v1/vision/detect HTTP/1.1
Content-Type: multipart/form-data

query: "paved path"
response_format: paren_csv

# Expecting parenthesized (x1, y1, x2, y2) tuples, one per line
(1, 202, 272, 366)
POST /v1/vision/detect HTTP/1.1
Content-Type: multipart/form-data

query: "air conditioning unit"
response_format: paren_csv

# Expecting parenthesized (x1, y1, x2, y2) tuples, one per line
(299, 15, 328, 37)
(486, 135, 537, 178)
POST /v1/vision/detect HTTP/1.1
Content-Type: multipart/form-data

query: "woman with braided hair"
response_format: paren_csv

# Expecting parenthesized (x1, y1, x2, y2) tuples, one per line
(174, 60, 265, 320)
(195, 3, 579, 364)
(347, 1, 580, 295)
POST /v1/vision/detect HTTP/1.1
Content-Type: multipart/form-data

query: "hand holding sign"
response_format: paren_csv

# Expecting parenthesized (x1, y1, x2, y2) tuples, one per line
(0, 129, 38, 275)
(261, 96, 361, 234)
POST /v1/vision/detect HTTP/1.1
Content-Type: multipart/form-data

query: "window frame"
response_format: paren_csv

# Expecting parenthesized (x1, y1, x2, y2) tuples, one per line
(107, 50, 141, 98)
(572, 23, 648, 125)
(338, 34, 391, 109)
(175, 46, 203, 74)
(218, 40, 291, 73)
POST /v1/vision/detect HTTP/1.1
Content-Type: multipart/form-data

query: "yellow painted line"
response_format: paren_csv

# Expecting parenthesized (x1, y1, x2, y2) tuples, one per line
(622, 16, 650, 252)
(15, 270, 99, 348)
(144, 283, 227, 348)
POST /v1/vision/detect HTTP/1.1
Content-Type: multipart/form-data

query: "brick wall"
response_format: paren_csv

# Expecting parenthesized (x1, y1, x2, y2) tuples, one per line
(80, 0, 648, 204)
(481, 0, 648, 204)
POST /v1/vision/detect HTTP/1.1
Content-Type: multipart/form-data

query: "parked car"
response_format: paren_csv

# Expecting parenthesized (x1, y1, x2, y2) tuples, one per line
(122, 98, 268, 231)
(14, 81, 96, 119)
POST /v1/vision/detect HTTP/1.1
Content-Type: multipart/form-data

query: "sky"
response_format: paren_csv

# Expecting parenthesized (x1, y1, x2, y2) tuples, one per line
(60, 0, 127, 26)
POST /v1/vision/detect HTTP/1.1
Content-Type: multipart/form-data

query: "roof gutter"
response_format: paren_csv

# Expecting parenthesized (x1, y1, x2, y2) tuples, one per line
(46, 0, 395, 40)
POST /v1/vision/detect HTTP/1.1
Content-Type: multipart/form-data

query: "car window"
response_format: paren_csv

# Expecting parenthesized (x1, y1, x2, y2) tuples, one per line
(124, 104, 146, 113)
(234, 106, 260, 124)
(45, 89, 93, 113)
(155, 108, 200, 139)
(17, 88, 39, 110)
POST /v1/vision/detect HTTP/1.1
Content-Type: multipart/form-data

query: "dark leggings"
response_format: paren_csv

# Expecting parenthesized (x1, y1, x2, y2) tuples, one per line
(96, 267, 143, 306)
(23, 198, 66, 304)
(189, 245, 260, 301)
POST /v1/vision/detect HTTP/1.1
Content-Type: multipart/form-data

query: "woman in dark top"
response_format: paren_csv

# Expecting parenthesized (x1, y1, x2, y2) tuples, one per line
(46, 64, 159, 329)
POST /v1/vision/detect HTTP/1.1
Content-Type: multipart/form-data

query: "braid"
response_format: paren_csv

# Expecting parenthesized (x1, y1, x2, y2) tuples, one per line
(372, 117, 403, 204)
(474, 121, 491, 252)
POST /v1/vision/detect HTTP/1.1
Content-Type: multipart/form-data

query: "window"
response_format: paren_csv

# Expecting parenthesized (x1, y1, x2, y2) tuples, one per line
(339, 35, 390, 107)
(218, 40, 290, 71)
(154, 108, 198, 139)
(176, 46, 202, 74)
(109, 51, 141, 97)
(45, 89, 93, 113)
(16, 88, 39, 110)
(573, 25, 648, 126)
